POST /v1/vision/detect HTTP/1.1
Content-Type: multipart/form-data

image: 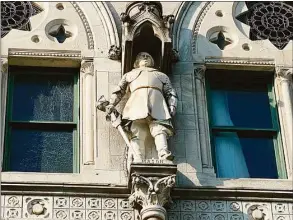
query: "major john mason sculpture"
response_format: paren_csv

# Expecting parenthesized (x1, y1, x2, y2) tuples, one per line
(104, 52, 178, 164)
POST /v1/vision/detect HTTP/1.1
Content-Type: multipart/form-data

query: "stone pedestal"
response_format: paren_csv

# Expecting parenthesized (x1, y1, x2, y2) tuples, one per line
(128, 162, 177, 220)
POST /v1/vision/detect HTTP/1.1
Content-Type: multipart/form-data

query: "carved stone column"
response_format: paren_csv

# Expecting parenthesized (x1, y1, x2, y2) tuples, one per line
(275, 66, 293, 178)
(80, 59, 95, 165)
(128, 163, 177, 220)
(193, 64, 214, 174)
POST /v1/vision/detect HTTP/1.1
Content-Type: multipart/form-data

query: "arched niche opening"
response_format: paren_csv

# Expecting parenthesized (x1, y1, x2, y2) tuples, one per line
(132, 22, 162, 69)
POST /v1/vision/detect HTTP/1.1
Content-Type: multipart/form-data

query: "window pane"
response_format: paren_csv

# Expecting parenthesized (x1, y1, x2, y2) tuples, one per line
(214, 132, 278, 179)
(12, 74, 74, 122)
(9, 129, 73, 173)
(210, 89, 273, 128)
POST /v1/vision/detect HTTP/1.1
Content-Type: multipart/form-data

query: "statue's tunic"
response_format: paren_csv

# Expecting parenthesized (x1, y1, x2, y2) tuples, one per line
(110, 67, 178, 133)
(123, 69, 171, 120)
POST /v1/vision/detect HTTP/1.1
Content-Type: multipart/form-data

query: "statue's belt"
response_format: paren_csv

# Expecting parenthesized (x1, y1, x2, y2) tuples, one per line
(132, 86, 162, 93)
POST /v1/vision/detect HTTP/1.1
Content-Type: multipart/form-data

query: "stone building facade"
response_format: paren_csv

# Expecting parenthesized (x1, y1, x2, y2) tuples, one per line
(0, 1, 292, 220)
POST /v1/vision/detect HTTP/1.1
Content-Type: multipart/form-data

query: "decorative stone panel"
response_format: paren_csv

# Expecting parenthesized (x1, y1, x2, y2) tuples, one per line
(1, 196, 292, 220)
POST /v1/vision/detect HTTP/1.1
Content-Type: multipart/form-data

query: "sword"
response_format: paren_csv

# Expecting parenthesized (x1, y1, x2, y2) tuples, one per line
(96, 95, 133, 150)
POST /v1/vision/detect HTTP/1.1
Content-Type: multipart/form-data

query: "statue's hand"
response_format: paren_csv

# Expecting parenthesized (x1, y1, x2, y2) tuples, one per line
(106, 104, 115, 115)
(169, 106, 176, 117)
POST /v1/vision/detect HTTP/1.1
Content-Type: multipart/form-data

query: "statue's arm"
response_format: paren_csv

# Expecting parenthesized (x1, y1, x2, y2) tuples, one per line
(109, 74, 128, 106)
(163, 76, 178, 111)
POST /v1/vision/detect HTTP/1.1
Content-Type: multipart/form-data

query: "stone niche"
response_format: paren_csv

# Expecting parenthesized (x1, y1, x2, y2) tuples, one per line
(120, 1, 176, 74)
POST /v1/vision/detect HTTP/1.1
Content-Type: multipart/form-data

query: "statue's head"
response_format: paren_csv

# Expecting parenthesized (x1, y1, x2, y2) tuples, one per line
(133, 52, 154, 68)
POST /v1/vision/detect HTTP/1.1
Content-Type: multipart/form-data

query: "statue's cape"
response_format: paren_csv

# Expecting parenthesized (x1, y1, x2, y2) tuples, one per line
(125, 67, 170, 84)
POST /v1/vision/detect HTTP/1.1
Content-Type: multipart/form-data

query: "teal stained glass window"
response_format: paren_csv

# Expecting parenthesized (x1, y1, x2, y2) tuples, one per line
(4, 66, 79, 173)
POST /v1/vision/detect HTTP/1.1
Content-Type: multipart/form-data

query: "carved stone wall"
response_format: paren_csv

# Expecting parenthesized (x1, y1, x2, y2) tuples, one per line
(1, 195, 292, 220)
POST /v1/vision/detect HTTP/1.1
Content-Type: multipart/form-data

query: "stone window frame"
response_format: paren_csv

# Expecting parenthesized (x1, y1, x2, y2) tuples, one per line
(0, 48, 96, 177)
(194, 58, 293, 180)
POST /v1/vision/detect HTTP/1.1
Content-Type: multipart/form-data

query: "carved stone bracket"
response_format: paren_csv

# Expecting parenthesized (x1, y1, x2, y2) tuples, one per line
(128, 163, 177, 220)
(108, 45, 121, 60)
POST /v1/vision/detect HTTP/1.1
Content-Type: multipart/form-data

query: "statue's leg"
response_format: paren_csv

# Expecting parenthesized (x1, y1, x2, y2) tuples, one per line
(149, 122, 174, 161)
(130, 120, 148, 162)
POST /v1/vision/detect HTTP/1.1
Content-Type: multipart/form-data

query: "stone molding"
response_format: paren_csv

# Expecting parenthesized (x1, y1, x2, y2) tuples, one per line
(192, 2, 214, 54)
(1, 195, 292, 220)
(205, 58, 275, 66)
(8, 49, 81, 59)
(71, 2, 94, 49)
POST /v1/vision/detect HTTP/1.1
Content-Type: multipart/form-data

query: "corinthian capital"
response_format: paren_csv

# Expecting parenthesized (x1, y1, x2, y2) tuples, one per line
(1, 58, 8, 73)
(276, 66, 293, 80)
(129, 173, 176, 210)
(81, 59, 94, 75)
(194, 64, 206, 82)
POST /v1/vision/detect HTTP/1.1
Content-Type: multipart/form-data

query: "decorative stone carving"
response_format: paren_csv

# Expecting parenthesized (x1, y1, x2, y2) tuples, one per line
(108, 45, 121, 60)
(194, 65, 206, 82)
(4, 208, 21, 218)
(192, 2, 214, 53)
(70, 197, 85, 209)
(54, 209, 69, 219)
(245, 204, 271, 220)
(128, 163, 177, 220)
(54, 197, 69, 209)
(1, 1, 43, 38)
(120, 1, 176, 74)
(129, 174, 176, 209)
(1, 58, 8, 74)
(71, 2, 94, 49)
(236, 2, 293, 50)
(23, 196, 52, 218)
(171, 49, 179, 63)
(276, 66, 293, 81)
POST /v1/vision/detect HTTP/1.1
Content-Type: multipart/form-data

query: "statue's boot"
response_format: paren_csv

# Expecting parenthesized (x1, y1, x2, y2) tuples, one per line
(154, 133, 174, 161)
(130, 138, 145, 163)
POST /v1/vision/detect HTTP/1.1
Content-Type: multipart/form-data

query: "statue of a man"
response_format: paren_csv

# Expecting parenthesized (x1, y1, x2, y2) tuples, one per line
(106, 52, 178, 162)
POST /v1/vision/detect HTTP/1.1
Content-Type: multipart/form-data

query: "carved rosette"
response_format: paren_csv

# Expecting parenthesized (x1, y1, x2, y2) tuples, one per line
(129, 173, 176, 219)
